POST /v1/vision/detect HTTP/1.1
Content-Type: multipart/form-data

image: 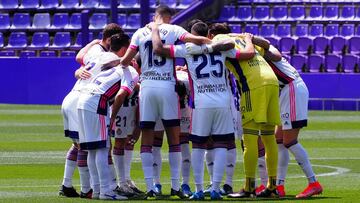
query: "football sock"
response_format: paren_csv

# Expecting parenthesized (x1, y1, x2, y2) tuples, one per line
(258, 155, 268, 186)
(225, 148, 236, 187)
(124, 149, 133, 181)
(77, 149, 91, 193)
(96, 148, 111, 195)
(141, 145, 155, 192)
(277, 143, 289, 185)
(261, 135, 278, 178)
(244, 177, 256, 192)
(152, 146, 162, 184)
(205, 149, 214, 184)
(192, 148, 205, 192)
(288, 143, 317, 184)
(62, 145, 78, 187)
(113, 147, 126, 185)
(181, 143, 191, 185)
(212, 148, 227, 192)
(243, 134, 258, 183)
(87, 150, 100, 194)
(169, 145, 181, 191)
(108, 152, 117, 190)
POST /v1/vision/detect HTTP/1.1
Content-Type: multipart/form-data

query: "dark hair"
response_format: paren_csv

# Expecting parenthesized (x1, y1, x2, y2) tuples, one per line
(191, 22, 208, 37)
(187, 19, 203, 32)
(208, 23, 231, 36)
(110, 33, 130, 52)
(155, 4, 175, 17)
(102, 23, 124, 40)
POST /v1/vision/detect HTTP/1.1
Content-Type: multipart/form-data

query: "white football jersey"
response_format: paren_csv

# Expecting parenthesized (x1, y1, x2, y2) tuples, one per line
(129, 24, 188, 89)
(82, 44, 107, 66)
(173, 44, 238, 108)
(77, 66, 139, 115)
(268, 57, 301, 86)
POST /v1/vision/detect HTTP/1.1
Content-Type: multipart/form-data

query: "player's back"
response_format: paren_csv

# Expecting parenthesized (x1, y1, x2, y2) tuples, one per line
(267, 57, 300, 86)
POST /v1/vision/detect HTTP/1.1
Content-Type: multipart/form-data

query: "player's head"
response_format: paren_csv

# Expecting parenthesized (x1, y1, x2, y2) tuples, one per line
(110, 33, 130, 57)
(154, 5, 175, 23)
(187, 19, 203, 32)
(102, 23, 124, 49)
(190, 22, 208, 37)
(208, 23, 231, 39)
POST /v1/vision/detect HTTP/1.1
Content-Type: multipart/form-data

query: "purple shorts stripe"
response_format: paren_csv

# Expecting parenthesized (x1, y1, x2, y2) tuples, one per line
(113, 147, 124, 156)
(169, 144, 181, 152)
(213, 141, 229, 149)
(227, 140, 236, 150)
(284, 139, 298, 148)
(66, 145, 78, 161)
(77, 150, 88, 167)
(192, 142, 208, 149)
(140, 145, 152, 153)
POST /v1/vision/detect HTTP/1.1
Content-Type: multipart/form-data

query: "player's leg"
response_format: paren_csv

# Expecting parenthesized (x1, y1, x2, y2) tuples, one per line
(152, 124, 164, 195)
(179, 107, 192, 196)
(60, 143, 79, 197)
(77, 149, 92, 198)
(204, 140, 214, 195)
(275, 126, 289, 197)
(256, 138, 268, 195)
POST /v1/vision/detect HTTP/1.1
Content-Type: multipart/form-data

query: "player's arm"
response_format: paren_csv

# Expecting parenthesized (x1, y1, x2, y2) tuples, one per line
(263, 45, 282, 62)
(109, 89, 129, 130)
(75, 39, 101, 65)
(74, 65, 91, 80)
(252, 36, 270, 50)
(238, 33, 255, 60)
(121, 31, 140, 67)
(182, 33, 212, 45)
(152, 24, 173, 58)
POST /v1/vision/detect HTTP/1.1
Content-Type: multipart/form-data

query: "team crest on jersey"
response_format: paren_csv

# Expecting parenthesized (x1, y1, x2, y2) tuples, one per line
(116, 128, 122, 135)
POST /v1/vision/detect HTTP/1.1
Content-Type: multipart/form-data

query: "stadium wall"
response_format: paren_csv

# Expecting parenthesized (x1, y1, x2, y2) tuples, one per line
(1, 58, 359, 110)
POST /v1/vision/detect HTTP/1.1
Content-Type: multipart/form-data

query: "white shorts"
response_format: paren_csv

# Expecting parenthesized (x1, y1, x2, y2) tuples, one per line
(139, 86, 180, 129)
(78, 109, 110, 150)
(280, 78, 309, 130)
(114, 105, 137, 138)
(61, 90, 80, 141)
(154, 107, 190, 133)
(190, 108, 235, 136)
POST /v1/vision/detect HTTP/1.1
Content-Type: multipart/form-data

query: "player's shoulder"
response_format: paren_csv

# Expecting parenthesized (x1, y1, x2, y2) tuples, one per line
(212, 34, 232, 42)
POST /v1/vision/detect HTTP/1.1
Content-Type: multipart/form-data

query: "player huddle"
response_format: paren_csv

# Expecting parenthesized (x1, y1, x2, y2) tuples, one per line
(59, 5, 323, 201)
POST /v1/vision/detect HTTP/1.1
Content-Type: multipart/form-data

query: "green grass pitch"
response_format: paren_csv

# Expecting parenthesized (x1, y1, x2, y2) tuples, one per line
(0, 104, 359, 202)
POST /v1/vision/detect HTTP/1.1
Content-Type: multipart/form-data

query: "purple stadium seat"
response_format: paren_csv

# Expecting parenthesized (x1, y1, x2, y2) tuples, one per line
(159, 0, 177, 7)
(52, 13, 69, 29)
(310, 24, 323, 37)
(67, 13, 81, 29)
(260, 24, 275, 37)
(325, 24, 339, 37)
(118, 0, 139, 8)
(291, 54, 307, 72)
(308, 5, 322, 19)
(79, 0, 98, 8)
(0, 50, 16, 56)
(98, 0, 110, 8)
(6, 32, 27, 49)
(50, 32, 70, 49)
(61, 50, 76, 57)
(296, 37, 312, 54)
(89, 13, 107, 30)
(272, 5, 287, 20)
(295, 24, 308, 37)
(29, 32, 49, 49)
(238, 6, 252, 20)
(0, 0, 19, 9)
(219, 6, 237, 21)
(0, 32, 3, 47)
(40, 50, 56, 57)
(0, 13, 10, 31)
(265, 37, 278, 48)
(280, 37, 295, 54)
(342, 55, 358, 73)
(229, 25, 241, 33)
(290, 5, 305, 20)
(244, 24, 259, 35)
(349, 37, 360, 54)
(20, 50, 36, 57)
(178, 0, 192, 8)
(356, 6, 360, 19)
(254, 6, 270, 20)
(341, 24, 354, 37)
(308, 54, 324, 72)
(40, 0, 59, 9)
(149, 0, 157, 8)
(324, 5, 339, 20)
(11, 13, 31, 29)
(313, 37, 329, 54)
(19, 0, 39, 9)
(325, 54, 341, 72)
(118, 14, 126, 27)
(59, 0, 79, 8)
(126, 14, 141, 29)
(341, 5, 355, 19)
(276, 24, 291, 37)
(32, 13, 51, 29)
(71, 32, 94, 49)
(330, 37, 346, 54)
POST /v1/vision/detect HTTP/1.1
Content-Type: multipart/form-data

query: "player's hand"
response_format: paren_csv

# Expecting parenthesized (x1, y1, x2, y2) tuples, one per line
(186, 43, 205, 54)
(79, 69, 92, 80)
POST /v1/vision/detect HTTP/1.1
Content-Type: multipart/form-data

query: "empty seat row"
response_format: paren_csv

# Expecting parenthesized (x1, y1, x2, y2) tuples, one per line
(290, 54, 359, 73)
(0, 50, 76, 57)
(238, 0, 360, 3)
(0, 13, 142, 31)
(220, 5, 360, 21)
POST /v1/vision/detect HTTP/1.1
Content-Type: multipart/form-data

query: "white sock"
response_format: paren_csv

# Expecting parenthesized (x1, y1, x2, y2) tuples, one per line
(141, 152, 155, 192)
(113, 154, 126, 185)
(62, 159, 76, 187)
(258, 156, 268, 186)
(225, 148, 236, 187)
(87, 150, 100, 194)
(124, 150, 133, 181)
(152, 146, 162, 184)
(277, 144, 289, 185)
(78, 166, 91, 193)
(205, 149, 214, 184)
(169, 151, 181, 191)
(192, 148, 205, 192)
(96, 148, 111, 195)
(108, 163, 117, 190)
(181, 143, 191, 185)
(211, 148, 227, 192)
(288, 143, 317, 183)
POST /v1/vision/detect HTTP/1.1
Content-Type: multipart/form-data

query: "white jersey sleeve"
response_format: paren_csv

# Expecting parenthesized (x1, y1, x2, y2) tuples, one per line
(120, 66, 139, 95)
(82, 44, 107, 66)
(173, 25, 188, 41)
(173, 44, 188, 58)
(129, 29, 141, 51)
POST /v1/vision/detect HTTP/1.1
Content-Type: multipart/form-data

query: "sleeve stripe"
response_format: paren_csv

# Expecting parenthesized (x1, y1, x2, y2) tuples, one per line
(236, 50, 241, 59)
(129, 45, 138, 51)
(170, 45, 175, 58)
(121, 86, 132, 95)
(179, 33, 188, 41)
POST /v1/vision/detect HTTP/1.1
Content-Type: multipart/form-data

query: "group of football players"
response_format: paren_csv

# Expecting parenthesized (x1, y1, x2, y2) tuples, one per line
(58, 4, 323, 201)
